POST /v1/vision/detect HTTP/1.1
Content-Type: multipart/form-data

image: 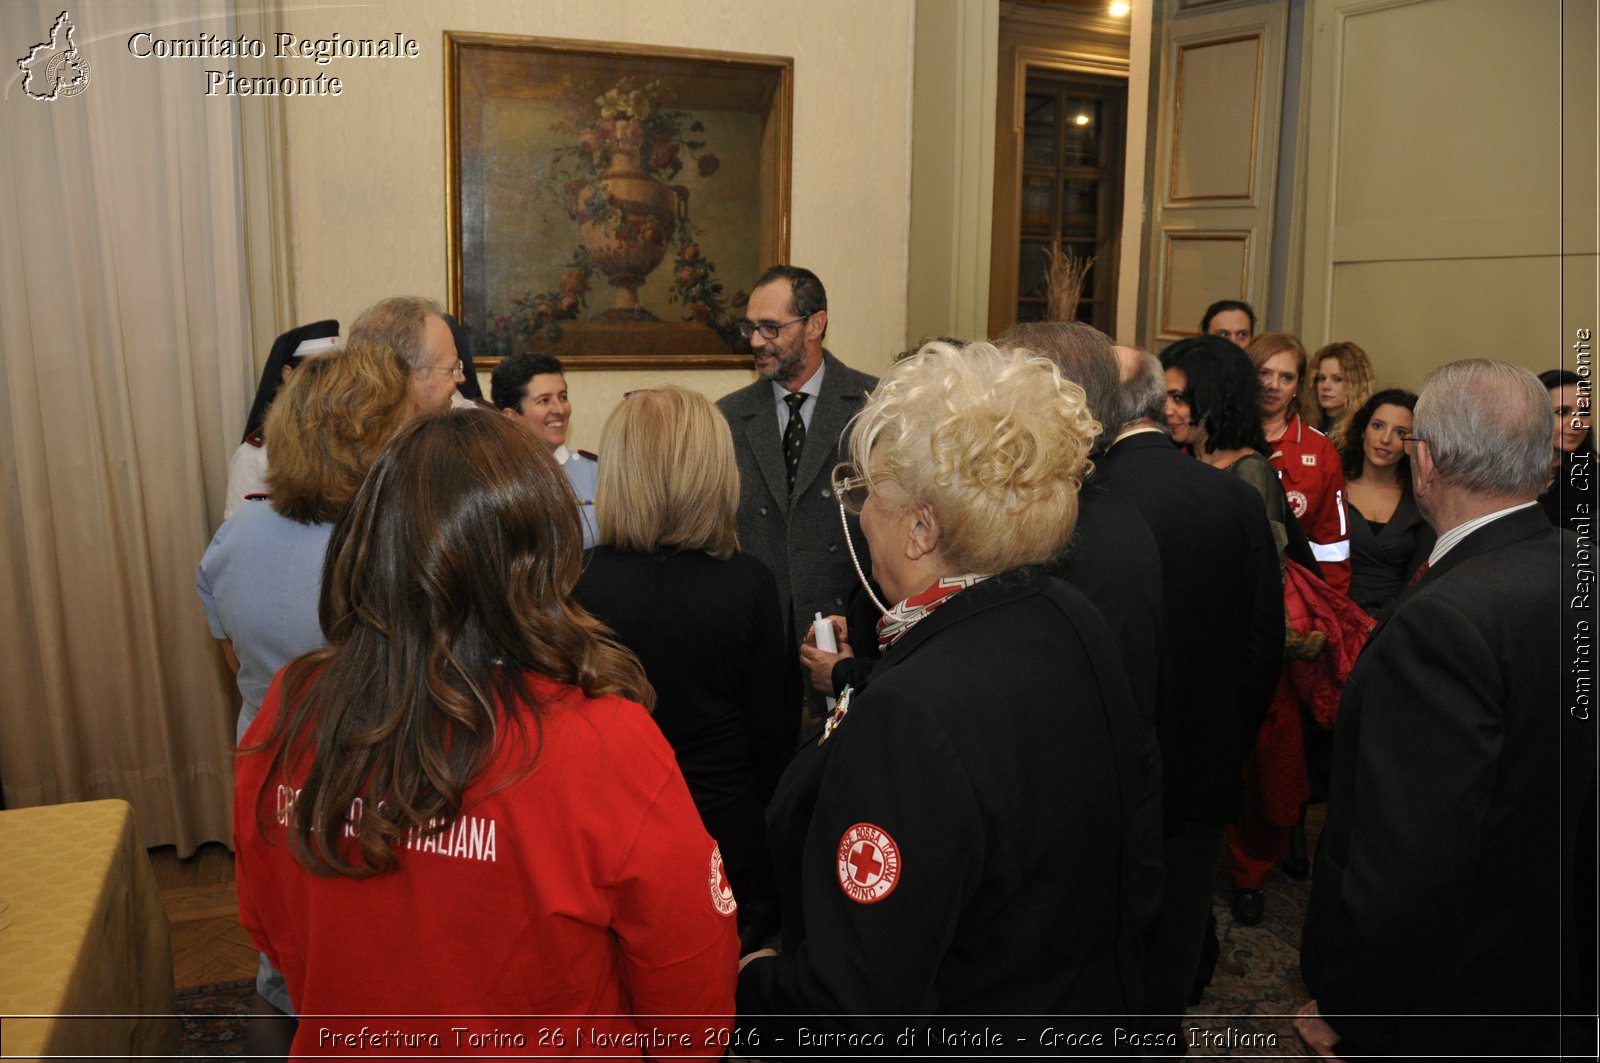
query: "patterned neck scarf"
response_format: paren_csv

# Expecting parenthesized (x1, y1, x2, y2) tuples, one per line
(876, 574, 990, 649)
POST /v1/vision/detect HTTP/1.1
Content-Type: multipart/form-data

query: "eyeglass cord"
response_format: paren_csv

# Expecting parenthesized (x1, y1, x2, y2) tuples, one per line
(837, 500, 891, 618)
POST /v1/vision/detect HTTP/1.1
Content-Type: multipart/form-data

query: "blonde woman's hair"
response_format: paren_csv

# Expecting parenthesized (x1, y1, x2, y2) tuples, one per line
(848, 341, 1098, 574)
(1245, 331, 1310, 422)
(265, 341, 414, 524)
(595, 385, 740, 559)
(1306, 341, 1375, 448)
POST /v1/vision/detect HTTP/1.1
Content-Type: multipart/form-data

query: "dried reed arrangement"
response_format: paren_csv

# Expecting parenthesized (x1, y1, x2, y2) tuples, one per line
(1041, 245, 1094, 322)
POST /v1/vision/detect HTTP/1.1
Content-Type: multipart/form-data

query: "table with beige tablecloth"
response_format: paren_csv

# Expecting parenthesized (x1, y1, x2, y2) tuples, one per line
(0, 799, 177, 1060)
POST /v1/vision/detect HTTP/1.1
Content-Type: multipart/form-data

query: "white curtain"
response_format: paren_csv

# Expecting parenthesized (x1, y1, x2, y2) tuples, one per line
(0, 0, 253, 853)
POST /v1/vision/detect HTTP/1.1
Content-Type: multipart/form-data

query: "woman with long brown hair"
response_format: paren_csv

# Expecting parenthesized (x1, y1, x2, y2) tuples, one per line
(233, 411, 737, 1055)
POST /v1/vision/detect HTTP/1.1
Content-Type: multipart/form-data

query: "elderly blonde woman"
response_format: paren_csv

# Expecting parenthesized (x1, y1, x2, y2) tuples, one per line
(736, 342, 1156, 1025)
(572, 385, 787, 950)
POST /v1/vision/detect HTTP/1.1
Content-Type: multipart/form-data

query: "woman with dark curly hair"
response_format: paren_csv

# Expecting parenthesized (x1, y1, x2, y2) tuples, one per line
(1164, 335, 1287, 564)
(1166, 335, 1321, 930)
(1340, 389, 1433, 617)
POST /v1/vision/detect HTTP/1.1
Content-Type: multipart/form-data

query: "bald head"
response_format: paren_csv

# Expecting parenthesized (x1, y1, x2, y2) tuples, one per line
(1107, 346, 1166, 433)
(1113, 345, 1143, 383)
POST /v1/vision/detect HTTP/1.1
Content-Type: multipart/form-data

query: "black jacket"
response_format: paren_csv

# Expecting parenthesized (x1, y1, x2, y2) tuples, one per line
(1094, 432, 1284, 830)
(1302, 506, 1591, 1057)
(737, 569, 1158, 1027)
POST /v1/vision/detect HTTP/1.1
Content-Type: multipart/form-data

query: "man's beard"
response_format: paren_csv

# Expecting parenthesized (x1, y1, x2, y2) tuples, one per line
(756, 341, 807, 385)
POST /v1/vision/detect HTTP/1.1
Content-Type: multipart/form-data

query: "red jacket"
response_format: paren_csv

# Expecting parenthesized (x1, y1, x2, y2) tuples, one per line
(1284, 558, 1376, 727)
(236, 671, 738, 1057)
(1268, 415, 1352, 595)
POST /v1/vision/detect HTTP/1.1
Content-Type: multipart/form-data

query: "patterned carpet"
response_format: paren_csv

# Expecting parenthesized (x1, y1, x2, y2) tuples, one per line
(175, 977, 252, 1057)
(1185, 866, 1312, 1058)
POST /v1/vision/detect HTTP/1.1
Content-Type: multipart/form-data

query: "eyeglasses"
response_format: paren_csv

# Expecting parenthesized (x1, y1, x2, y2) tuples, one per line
(1402, 435, 1429, 450)
(830, 463, 872, 515)
(737, 314, 812, 341)
(416, 359, 464, 378)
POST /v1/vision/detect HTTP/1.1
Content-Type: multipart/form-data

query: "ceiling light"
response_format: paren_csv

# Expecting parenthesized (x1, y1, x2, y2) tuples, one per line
(1110, 1, 1131, 16)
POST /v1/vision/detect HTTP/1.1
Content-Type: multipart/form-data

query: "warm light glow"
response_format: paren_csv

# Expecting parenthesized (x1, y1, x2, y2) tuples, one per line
(1109, 1, 1131, 16)
(1074, 114, 1091, 126)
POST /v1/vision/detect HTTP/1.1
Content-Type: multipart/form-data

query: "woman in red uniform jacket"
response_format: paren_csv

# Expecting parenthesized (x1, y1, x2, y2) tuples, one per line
(1247, 331, 1352, 595)
(234, 412, 737, 1058)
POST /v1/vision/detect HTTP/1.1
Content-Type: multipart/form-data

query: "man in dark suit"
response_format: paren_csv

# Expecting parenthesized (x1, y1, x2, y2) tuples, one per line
(997, 322, 1168, 1018)
(717, 266, 878, 726)
(1097, 346, 1284, 1020)
(1298, 359, 1593, 1059)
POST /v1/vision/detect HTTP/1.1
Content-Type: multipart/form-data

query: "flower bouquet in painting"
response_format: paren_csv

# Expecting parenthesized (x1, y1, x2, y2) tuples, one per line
(490, 76, 744, 350)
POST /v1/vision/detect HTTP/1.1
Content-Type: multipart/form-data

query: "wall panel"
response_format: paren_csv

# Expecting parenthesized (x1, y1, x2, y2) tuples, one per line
(1299, 0, 1594, 378)
(1144, 0, 1288, 346)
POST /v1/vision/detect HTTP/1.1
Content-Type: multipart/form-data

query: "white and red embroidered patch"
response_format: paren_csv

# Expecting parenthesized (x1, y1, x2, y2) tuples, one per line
(1301, 453, 1317, 466)
(1287, 489, 1309, 517)
(836, 823, 901, 904)
(708, 844, 737, 916)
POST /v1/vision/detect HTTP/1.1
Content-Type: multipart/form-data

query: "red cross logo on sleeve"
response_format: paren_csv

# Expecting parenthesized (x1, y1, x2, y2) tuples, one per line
(707, 844, 737, 916)
(836, 823, 901, 904)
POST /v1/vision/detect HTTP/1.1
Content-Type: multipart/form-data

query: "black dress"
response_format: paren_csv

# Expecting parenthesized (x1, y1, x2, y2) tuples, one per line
(1345, 492, 1434, 618)
(573, 546, 789, 946)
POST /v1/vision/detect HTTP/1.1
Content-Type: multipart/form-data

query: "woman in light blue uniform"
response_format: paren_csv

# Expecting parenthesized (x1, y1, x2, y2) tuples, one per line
(490, 351, 599, 547)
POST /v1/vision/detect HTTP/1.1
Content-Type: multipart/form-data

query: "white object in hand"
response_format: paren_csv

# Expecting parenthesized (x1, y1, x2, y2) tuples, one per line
(813, 612, 838, 712)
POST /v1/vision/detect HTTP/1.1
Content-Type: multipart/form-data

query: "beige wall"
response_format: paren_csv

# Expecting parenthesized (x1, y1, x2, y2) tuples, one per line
(1298, 0, 1597, 389)
(275, 0, 914, 450)
(906, 0, 997, 348)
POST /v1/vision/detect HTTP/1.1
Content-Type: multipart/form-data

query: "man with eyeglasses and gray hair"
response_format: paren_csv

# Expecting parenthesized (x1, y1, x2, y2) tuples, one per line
(718, 265, 877, 730)
(348, 295, 464, 414)
(1298, 358, 1593, 1060)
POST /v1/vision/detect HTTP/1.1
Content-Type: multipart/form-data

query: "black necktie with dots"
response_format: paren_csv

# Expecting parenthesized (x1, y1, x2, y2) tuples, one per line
(783, 392, 808, 493)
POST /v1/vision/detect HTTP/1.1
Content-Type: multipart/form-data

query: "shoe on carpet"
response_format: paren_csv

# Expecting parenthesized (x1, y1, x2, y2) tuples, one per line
(1231, 886, 1265, 926)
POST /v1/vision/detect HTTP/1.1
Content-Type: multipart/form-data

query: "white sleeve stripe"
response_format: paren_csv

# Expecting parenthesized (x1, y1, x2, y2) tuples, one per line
(1311, 540, 1352, 562)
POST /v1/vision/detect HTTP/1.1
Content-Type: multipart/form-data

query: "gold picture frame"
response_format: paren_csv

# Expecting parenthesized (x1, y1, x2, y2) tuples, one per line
(444, 32, 793, 369)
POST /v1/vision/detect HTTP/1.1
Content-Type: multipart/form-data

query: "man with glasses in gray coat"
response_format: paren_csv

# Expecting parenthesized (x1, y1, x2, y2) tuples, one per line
(718, 265, 878, 731)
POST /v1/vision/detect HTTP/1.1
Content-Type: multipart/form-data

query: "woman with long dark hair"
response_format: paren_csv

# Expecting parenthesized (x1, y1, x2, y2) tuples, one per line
(1164, 336, 1310, 929)
(233, 412, 737, 1055)
(1538, 368, 1594, 532)
(1164, 336, 1288, 564)
(1340, 389, 1433, 617)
